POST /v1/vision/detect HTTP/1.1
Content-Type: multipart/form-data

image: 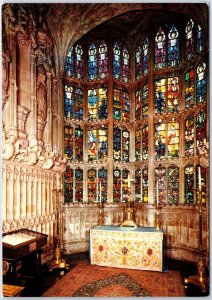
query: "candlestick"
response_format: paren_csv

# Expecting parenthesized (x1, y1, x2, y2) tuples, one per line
(198, 166, 201, 191)
(156, 180, 159, 206)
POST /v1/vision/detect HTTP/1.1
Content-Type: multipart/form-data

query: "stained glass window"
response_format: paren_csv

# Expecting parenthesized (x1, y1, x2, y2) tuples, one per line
(167, 165, 179, 204)
(142, 37, 149, 75)
(142, 124, 148, 160)
(88, 43, 97, 80)
(185, 114, 194, 157)
(185, 165, 194, 204)
(122, 46, 130, 83)
(196, 62, 206, 104)
(64, 165, 73, 202)
(196, 25, 204, 53)
(142, 168, 148, 203)
(98, 167, 107, 202)
(196, 165, 206, 204)
(88, 89, 97, 121)
(196, 109, 207, 155)
(135, 88, 141, 121)
(185, 19, 195, 60)
(142, 84, 148, 118)
(168, 25, 179, 67)
(88, 129, 97, 161)
(113, 126, 121, 162)
(88, 127, 108, 162)
(64, 125, 73, 160)
(155, 119, 166, 159)
(122, 168, 129, 201)
(167, 77, 179, 113)
(88, 168, 97, 202)
(64, 84, 83, 120)
(155, 78, 166, 114)
(135, 169, 141, 202)
(135, 129, 141, 161)
(167, 119, 179, 158)
(122, 129, 130, 162)
(99, 41, 108, 79)
(113, 88, 130, 122)
(88, 87, 108, 121)
(98, 127, 108, 161)
(135, 46, 142, 80)
(155, 27, 166, 69)
(113, 168, 121, 202)
(113, 42, 121, 80)
(155, 165, 166, 204)
(75, 126, 83, 161)
(185, 69, 195, 108)
(65, 47, 74, 77)
(75, 44, 84, 79)
(75, 168, 83, 202)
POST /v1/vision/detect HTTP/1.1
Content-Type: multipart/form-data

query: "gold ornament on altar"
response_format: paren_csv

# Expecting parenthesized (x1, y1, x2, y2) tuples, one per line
(121, 174, 137, 228)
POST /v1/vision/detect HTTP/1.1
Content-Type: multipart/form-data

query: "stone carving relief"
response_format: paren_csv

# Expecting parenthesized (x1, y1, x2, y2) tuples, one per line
(2, 50, 11, 109)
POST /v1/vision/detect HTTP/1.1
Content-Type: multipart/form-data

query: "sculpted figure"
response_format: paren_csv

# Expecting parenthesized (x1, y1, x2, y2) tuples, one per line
(41, 151, 55, 170)
(52, 155, 68, 172)
(2, 134, 19, 161)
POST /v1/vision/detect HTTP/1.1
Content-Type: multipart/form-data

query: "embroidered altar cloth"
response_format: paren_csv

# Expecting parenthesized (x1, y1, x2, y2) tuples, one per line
(90, 226, 164, 272)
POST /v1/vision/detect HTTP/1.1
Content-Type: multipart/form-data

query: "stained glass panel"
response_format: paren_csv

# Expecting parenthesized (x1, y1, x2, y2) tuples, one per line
(65, 47, 74, 77)
(122, 168, 129, 201)
(64, 84, 74, 119)
(113, 168, 121, 202)
(135, 169, 141, 202)
(185, 165, 194, 204)
(122, 46, 130, 83)
(135, 46, 142, 80)
(155, 119, 166, 159)
(168, 25, 179, 67)
(155, 27, 166, 69)
(75, 126, 83, 161)
(155, 78, 166, 114)
(196, 62, 206, 104)
(142, 37, 149, 75)
(98, 127, 108, 161)
(113, 126, 121, 162)
(167, 165, 179, 204)
(88, 89, 97, 121)
(185, 114, 194, 157)
(64, 165, 73, 202)
(135, 129, 141, 162)
(196, 166, 206, 204)
(75, 168, 83, 202)
(142, 124, 148, 160)
(64, 125, 73, 160)
(185, 19, 195, 61)
(167, 119, 179, 158)
(75, 43, 84, 79)
(142, 84, 148, 118)
(167, 77, 179, 113)
(196, 109, 207, 155)
(185, 69, 195, 108)
(99, 41, 108, 79)
(155, 166, 166, 204)
(98, 167, 107, 203)
(98, 88, 108, 120)
(142, 168, 148, 203)
(122, 129, 130, 162)
(113, 89, 121, 121)
(88, 43, 97, 80)
(196, 25, 204, 53)
(135, 88, 141, 121)
(122, 90, 130, 122)
(88, 168, 97, 202)
(75, 86, 84, 120)
(113, 42, 121, 80)
(88, 129, 97, 161)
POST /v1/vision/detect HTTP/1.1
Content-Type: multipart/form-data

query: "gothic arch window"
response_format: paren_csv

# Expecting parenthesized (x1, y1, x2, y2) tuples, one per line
(64, 125, 83, 161)
(64, 83, 84, 120)
(167, 165, 179, 204)
(113, 42, 130, 82)
(135, 36, 149, 80)
(65, 43, 84, 79)
(88, 40, 108, 80)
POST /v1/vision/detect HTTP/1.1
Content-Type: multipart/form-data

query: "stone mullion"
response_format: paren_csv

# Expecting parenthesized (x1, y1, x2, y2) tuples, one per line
(58, 70, 64, 155)
(107, 38, 114, 204)
(46, 72, 53, 151)
(26, 169, 32, 218)
(8, 31, 17, 137)
(31, 170, 37, 217)
(6, 166, 14, 221)
(20, 167, 27, 219)
(52, 78, 58, 153)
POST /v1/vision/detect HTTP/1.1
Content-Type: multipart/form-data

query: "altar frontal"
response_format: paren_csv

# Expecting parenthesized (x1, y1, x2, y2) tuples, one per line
(90, 226, 164, 272)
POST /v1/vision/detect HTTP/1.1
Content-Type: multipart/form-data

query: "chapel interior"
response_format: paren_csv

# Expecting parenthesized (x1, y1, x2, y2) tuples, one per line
(2, 3, 209, 297)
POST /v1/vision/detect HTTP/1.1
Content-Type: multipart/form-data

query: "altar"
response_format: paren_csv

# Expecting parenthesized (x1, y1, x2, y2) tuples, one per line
(89, 226, 164, 272)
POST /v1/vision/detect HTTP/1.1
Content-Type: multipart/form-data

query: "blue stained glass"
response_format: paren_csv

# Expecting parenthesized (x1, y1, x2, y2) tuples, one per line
(98, 88, 108, 120)
(122, 46, 130, 82)
(155, 79, 166, 114)
(65, 48, 74, 77)
(113, 126, 121, 161)
(185, 165, 194, 204)
(113, 42, 121, 80)
(75, 87, 84, 120)
(64, 84, 74, 119)
(142, 37, 149, 75)
(185, 19, 194, 60)
(88, 43, 97, 80)
(196, 62, 206, 104)
(135, 46, 142, 80)
(88, 89, 98, 121)
(155, 27, 166, 69)
(99, 41, 108, 79)
(168, 25, 179, 67)
(196, 25, 204, 53)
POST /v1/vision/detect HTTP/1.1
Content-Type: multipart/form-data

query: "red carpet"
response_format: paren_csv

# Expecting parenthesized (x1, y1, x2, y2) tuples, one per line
(43, 262, 185, 297)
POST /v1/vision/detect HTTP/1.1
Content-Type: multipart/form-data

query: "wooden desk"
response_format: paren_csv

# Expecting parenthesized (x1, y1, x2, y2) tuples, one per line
(90, 226, 164, 272)
(3, 284, 24, 297)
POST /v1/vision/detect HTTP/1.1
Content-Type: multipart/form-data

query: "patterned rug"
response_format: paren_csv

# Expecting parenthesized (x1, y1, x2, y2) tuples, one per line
(43, 262, 185, 297)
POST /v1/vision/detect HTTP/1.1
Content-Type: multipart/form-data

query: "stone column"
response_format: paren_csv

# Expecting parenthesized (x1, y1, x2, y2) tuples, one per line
(46, 72, 53, 151)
